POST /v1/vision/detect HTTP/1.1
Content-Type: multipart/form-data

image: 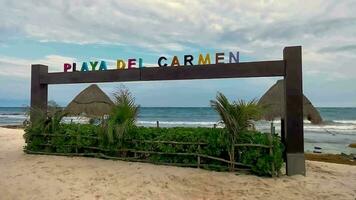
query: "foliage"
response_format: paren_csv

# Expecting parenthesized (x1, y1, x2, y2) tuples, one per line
(24, 106, 66, 148)
(238, 131, 284, 176)
(23, 94, 283, 176)
(105, 87, 139, 145)
(24, 102, 67, 152)
(210, 92, 263, 170)
(25, 123, 101, 153)
(128, 127, 227, 165)
(47, 100, 62, 116)
(24, 123, 283, 176)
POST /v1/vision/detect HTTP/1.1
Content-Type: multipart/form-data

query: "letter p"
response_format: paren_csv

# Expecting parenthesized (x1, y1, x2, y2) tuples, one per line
(64, 63, 72, 72)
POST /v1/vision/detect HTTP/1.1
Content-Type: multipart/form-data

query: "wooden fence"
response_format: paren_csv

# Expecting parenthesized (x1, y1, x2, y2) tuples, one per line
(25, 132, 276, 175)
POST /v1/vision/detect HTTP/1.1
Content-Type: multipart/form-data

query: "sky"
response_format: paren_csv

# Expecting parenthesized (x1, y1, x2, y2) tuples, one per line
(0, 0, 355, 107)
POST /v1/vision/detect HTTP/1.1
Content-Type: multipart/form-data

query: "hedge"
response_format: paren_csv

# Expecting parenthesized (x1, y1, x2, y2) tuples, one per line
(24, 124, 284, 176)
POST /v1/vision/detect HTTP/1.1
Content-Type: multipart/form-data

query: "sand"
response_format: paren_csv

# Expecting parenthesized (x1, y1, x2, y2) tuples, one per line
(0, 127, 355, 200)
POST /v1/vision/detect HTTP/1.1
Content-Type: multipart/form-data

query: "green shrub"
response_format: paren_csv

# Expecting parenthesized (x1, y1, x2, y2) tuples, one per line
(24, 123, 284, 176)
(210, 92, 263, 171)
(105, 87, 139, 145)
(238, 131, 284, 176)
(126, 127, 226, 165)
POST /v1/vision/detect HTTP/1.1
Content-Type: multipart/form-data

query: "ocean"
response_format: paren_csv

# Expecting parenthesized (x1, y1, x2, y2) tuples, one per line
(1, 107, 355, 154)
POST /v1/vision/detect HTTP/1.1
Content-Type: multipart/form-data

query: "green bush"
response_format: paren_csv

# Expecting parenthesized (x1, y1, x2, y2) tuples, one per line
(210, 92, 263, 171)
(126, 127, 226, 165)
(105, 87, 139, 145)
(238, 131, 284, 176)
(24, 124, 284, 176)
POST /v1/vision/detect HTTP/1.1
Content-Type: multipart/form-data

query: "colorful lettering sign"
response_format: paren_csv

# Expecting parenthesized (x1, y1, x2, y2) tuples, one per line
(63, 52, 239, 72)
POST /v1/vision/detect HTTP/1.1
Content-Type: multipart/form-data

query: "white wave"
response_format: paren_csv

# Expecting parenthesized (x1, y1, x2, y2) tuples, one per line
(61, 117, 90, 124)
(0, 114, 27, 119)
(304, 125, 356, 131)
(333, 120, 356, 124)
(255, 124, 356, 135)
(136, 120, 356, 132)
(136, 120, 226, 128)
(138, 120, 215, 125)
(258, 120, 312, 124)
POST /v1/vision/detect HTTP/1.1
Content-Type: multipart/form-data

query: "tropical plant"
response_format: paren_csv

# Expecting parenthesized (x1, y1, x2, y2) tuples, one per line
(24, 102, 67, 151)
(24, 123, 283, 175)
(105, 87, 139, 145)
(24, 107, 47, 144)
(210, 92, 262, 171)
(25, 101, 66, 133)
(48, 100, 61, 115)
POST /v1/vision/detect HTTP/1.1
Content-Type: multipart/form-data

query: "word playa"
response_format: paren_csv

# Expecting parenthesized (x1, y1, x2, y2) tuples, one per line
(63, 52, 239, 72)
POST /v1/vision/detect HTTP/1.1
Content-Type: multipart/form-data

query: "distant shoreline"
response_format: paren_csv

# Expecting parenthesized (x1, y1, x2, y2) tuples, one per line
(2, 107, 355, 154)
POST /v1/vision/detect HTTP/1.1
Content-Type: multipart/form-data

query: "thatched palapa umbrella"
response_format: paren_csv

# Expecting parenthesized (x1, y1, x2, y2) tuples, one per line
(258, 80, 322, 124)
(65, 84, 114, 117)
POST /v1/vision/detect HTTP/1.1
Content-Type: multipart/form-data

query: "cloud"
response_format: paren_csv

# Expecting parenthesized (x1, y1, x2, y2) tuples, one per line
(0, 55, 76, 78)
(318, 44, 356, 53)
(0, 0, 356, 106)
(0, 55, 80, 106)
(1, 1, 353, 48)
(1, 1, 355, 77)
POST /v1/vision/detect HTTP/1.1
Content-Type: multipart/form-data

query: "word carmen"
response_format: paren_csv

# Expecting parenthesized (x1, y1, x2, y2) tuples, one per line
(158, 52, 239, 67)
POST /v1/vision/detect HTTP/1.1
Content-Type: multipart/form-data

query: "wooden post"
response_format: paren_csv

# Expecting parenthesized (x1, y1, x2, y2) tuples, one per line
(283, 46, 306, 176)
(76, 135, 79, 154)
(280, 118, 286, 162)
(268, 126, 275, 177)
(270, 122, 274, 134)
(197, 144, 201, 168)
(156, 121, 159, 128)
(30, 65, 48, 121)
(134, 140, 137, 158)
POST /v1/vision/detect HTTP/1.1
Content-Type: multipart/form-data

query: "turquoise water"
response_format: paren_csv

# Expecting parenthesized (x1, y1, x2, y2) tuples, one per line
(1, 107, 355, 154)
(0, 107, 27, 125)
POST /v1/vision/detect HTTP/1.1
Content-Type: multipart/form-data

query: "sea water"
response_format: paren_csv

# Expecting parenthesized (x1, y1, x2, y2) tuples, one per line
(1, 107, 355, 154)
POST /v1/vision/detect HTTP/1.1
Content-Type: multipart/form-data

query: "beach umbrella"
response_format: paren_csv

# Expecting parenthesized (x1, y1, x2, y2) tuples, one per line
(258, 80, 322, 124)
(65, 84, 114, 117)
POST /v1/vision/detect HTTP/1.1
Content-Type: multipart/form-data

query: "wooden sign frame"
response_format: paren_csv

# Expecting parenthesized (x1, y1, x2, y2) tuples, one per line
(31, 46, 305, 176)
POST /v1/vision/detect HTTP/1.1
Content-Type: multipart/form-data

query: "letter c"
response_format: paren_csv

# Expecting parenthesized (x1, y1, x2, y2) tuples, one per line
(158, 56, 167, 67)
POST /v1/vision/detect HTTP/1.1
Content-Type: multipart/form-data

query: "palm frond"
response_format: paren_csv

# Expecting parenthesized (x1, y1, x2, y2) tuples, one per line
(210, 92, 263, 170)
(105, 86, 139, 145)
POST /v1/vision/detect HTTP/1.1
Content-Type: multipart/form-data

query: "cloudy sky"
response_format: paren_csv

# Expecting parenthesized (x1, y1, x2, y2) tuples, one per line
(0, 0, 355, 107)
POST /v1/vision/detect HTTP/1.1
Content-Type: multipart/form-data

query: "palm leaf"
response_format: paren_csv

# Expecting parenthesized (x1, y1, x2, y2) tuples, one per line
(104, 87, 139, 145)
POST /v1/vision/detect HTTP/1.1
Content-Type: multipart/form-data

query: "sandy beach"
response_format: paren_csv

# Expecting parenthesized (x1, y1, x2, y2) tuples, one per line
(0, 127, 355, 200)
